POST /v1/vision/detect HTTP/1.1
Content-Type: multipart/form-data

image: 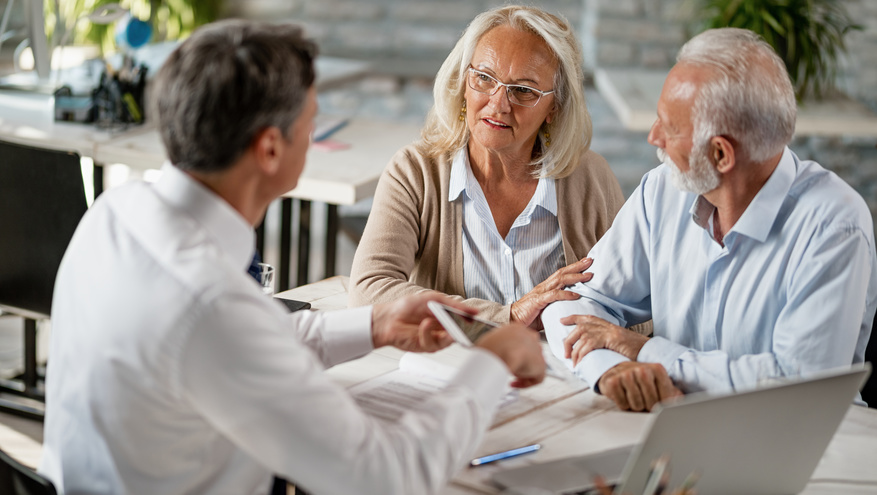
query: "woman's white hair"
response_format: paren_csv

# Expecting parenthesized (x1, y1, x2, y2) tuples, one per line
(678, 28, 796, 163)
(420, 5, 591, 178)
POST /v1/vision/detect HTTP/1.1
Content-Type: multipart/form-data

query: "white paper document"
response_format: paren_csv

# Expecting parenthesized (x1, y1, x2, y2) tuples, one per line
(349, 352, 517, 422)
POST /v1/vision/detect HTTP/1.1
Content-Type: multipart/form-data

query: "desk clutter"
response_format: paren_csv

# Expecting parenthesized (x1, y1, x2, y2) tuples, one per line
(55, 58, 148, 128)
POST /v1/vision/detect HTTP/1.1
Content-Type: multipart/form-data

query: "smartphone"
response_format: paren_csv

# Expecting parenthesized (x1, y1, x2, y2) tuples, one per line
(428, 301, 570, 381)
(427, 301, 499, 346)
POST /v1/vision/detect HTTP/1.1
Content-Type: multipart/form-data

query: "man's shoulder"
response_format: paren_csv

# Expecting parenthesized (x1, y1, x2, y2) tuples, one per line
(788, 157, 872, 230)
(86, 181, 241, 299)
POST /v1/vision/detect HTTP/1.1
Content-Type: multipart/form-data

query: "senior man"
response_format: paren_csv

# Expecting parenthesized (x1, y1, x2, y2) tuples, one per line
(543, 27, 877, 412)
(39, 20, 546, 495)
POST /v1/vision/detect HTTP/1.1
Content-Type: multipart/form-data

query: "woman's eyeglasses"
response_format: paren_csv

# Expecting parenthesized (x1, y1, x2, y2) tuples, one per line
(466, 67, 554, 107)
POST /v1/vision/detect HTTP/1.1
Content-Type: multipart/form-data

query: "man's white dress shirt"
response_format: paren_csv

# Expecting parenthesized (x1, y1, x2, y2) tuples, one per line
(449, 149, 565, 306)
(39, 164, 509, 495)
(544, 148, 877, 395)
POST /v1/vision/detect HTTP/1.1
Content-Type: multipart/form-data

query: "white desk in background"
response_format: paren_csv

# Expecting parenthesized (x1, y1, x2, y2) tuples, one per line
(96, 118, 423, 290)
(0, 55, 370, 171)
(0, 56, 422, 290)
(277, 277, 877, 495)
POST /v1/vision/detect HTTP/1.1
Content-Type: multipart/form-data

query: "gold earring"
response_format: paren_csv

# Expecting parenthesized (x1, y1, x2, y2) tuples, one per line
(459, 100, 467, 122)
(543, 128, 551, 148)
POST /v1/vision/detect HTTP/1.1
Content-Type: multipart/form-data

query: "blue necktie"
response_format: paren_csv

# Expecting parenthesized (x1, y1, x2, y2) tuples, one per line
(249, 251, 297, 493)
(247, 250, 261, 282)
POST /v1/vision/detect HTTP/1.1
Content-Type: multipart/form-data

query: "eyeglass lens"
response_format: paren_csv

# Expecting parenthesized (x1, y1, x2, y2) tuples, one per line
(467, 70, 543, 107)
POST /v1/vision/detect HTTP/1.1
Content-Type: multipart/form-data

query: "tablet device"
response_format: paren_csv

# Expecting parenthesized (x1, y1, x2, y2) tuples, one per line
(274, 297, 312, 313)
(427, 301, 498, 346)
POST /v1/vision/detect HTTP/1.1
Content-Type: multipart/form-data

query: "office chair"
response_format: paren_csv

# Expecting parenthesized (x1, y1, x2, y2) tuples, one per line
(0, 140, 89, 420)
(0, 447, 57, 495)
(863, 310, 877, 409)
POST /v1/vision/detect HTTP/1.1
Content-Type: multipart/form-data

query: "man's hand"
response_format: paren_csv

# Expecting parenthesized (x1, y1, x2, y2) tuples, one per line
(475, 324, 546, 388)
(597, 362, 682, 412)
(371, 293, 472, 352)
(510, 258, 594, 329)
(561, 315, 649, 364)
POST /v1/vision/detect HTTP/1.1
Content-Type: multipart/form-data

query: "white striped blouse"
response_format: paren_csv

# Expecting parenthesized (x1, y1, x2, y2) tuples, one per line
(449, 149, 565, 306)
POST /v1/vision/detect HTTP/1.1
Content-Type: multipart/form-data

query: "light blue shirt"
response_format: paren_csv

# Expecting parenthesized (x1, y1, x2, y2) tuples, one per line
(543, 147, 877, 395)
(449, 149, 564, 306)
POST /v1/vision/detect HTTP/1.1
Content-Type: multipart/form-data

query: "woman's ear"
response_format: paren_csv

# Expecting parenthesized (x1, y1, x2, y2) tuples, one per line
(545, 105, 556, 125)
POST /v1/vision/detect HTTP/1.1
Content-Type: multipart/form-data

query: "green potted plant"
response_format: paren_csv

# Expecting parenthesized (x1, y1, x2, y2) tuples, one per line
(692, 0, 862, 100)
(46, 0, 222, 54)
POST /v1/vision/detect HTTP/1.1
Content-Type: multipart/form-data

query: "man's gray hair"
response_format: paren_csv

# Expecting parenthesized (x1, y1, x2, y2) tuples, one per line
(151, 20, 316, 173)
(678, 28, 796, 162)
(421, 5, 591, 178)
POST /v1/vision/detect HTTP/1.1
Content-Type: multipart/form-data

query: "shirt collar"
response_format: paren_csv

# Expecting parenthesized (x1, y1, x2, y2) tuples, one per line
(153, 162, 255, 273)
(689, 147, 796, 243)
(448, 148, 468, 202)
(532, 174, 557, 216)
(448, 148, 557, 217)
(728, 147, 796, 242)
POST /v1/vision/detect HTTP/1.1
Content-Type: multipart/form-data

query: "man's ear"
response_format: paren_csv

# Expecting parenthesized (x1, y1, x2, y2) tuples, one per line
(252, 126, 284, 176)
(710, 135, 736, 174)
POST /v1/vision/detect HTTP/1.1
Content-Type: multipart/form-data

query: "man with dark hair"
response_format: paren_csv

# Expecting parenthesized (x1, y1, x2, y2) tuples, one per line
(40, 20, 546, 495)
(544, 27, 876, 412)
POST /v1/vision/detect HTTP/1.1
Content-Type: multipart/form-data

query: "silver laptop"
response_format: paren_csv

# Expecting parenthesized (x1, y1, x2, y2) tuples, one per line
(493, 364, 871, 495)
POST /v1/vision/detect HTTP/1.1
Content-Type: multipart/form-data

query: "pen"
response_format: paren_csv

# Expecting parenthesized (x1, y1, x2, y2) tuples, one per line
(642, 455, 669, 495)
(470, 443, 541, 466)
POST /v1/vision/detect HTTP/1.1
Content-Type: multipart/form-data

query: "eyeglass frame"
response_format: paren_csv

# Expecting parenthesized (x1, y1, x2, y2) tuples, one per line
(465, 66, 555, 108)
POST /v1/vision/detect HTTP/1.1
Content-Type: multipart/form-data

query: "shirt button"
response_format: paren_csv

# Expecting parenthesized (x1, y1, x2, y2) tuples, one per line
(504, 248, 512, 256)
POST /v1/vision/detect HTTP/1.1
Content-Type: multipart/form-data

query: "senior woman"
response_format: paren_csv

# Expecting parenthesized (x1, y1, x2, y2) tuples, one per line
(350, 5, 624, 326)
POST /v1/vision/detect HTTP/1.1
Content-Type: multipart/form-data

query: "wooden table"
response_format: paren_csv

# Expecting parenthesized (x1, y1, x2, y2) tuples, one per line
(278, 277, 877, 494)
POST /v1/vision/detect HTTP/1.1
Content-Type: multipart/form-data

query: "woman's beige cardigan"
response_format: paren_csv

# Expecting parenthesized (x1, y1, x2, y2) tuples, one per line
(349, 143, 626, 323)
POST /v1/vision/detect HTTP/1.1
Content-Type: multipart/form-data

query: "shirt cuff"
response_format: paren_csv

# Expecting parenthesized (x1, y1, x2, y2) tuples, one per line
(321, 306, 375, 364)
(448, 348, 510, 414)
(577, 349, 630, 393)
(637, 336, 688, 372)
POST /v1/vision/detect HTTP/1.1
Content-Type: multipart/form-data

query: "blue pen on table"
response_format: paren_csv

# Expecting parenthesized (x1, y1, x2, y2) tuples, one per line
(470, 443, 541, 467)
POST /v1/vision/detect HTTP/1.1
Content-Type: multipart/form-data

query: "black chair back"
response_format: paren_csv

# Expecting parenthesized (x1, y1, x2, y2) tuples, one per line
(863, 310, 877, 408)
(0, 140, 88, 317)
(0, 448, 57, 495)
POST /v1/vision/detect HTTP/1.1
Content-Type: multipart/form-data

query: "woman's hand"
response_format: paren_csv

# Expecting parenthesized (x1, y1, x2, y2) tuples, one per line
(510, 258, 594, 329)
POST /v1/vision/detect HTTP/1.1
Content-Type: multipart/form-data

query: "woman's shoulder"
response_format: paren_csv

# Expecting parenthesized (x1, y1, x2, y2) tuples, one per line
(376, 142, 457, 200)
(555, 148, 625, 211)
(562, 148, 616, 184)
(385, 142, 454, 181)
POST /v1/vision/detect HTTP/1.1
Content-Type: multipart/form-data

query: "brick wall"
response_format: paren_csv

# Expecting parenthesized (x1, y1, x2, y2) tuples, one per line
(841, 0, 877, 110)
(224, 0, 585, 75)
(580, 0, 687, 70)
(225, 0, 877, 224)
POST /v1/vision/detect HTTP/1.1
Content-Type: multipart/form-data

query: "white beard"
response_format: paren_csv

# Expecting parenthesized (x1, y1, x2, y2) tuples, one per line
(657, 147, 720, 195)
